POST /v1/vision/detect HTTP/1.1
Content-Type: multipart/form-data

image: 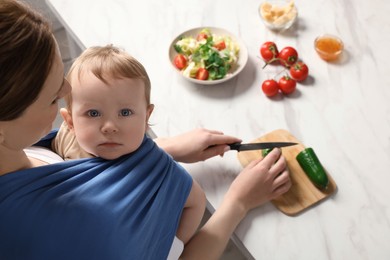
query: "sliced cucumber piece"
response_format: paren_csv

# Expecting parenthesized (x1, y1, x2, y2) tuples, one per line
(262, 148, 273, 157)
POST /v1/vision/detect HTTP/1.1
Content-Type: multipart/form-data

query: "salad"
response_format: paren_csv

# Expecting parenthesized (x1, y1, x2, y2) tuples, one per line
(173, 28, 240, 81)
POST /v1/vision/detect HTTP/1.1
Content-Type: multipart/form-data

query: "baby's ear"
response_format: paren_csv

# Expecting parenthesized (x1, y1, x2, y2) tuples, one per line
(60, 108, 74, 132)
(145, 104, 154, 131)
(146, 104, 154, 120)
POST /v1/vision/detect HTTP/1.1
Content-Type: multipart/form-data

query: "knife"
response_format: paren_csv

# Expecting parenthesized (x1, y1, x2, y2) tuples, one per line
(228, 142, 297, 152)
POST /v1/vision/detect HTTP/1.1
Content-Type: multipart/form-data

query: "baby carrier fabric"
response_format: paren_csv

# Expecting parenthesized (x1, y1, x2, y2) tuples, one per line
(0, 134, 192, 260)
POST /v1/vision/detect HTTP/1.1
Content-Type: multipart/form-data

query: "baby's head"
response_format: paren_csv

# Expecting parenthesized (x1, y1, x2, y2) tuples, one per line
(62, 45, 154, 159)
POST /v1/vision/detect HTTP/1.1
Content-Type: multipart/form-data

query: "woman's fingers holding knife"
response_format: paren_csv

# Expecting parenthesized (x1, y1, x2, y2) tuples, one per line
(200, 129, 242, 158)
(155, 128, 241, 163)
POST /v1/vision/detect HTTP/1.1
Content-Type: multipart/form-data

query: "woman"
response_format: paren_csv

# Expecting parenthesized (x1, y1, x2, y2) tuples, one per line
(0, 1, 291, 259)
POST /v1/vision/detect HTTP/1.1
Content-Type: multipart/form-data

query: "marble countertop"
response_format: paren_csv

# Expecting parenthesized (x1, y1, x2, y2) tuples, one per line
(46, 0, 390, 258)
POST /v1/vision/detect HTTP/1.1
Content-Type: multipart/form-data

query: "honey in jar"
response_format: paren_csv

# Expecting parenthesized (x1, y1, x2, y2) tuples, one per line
(314, 35, 344, 61)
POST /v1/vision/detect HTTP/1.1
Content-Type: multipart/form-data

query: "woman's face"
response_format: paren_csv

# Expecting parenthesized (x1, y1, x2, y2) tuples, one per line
(0, 45, 71, 151)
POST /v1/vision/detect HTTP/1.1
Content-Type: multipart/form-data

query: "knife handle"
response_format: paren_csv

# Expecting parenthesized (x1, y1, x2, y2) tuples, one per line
(228, 142, 241, 151)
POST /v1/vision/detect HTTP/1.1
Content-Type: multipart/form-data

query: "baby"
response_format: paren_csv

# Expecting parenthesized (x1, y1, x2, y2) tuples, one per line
(53, 45, 154, 160)
(52, 45, 205, 251)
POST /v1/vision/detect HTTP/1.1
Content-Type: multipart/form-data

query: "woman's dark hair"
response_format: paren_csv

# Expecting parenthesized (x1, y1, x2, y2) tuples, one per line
(0, 0, 56, 121)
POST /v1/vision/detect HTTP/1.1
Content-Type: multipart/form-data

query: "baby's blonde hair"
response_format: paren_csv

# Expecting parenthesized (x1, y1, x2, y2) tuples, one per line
(65, 45, 151, 112)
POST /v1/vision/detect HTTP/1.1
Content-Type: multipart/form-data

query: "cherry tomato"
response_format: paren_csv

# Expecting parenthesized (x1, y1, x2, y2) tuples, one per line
(278, 76, 296, 94)
(174, 54, 187, 70)
(214, 41, 226, 51)
(262, 79, 279, 97)
(196, 32, 208, 41)
(260, 41, 279, 62)
(290, 61, 309, 82)
(278, 47, 298, 67)
(195, 68, 209, 80)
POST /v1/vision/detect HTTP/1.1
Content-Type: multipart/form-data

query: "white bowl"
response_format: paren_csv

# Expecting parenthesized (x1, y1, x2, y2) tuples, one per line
(169, 27, 248, 85)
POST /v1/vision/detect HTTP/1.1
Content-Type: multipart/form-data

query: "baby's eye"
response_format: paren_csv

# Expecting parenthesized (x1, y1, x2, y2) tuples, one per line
(87, 109, 100, 117)
(120, 108, 133, 117)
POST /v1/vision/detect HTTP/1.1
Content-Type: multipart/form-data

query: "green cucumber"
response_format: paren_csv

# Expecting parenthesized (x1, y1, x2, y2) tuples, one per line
(262, 148, 273, 157)
(296, 147, 329, 190)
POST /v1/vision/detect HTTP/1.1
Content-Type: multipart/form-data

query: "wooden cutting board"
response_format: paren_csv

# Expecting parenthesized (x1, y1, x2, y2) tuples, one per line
(237, 129, 337, 216)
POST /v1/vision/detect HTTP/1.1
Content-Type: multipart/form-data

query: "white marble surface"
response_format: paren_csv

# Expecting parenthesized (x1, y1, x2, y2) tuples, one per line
(46, 0, 390, 259)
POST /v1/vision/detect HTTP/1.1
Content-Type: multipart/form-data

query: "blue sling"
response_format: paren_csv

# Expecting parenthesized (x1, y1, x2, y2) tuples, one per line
(0, 135, 192, 260)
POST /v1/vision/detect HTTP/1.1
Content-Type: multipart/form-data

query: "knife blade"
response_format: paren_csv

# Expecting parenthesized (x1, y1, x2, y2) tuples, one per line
(228, 142, 297, 152)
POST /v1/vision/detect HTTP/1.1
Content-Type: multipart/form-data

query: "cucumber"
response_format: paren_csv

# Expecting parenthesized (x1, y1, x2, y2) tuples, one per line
(296, 147, 329, 190)
(262, 148, 272, 157)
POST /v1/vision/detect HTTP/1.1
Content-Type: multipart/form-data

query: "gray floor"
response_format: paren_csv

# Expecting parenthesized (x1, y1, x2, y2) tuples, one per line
(23, 0, 250, 259)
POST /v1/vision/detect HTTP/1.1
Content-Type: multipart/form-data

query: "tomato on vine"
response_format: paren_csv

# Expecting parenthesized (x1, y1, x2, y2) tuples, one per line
(290, 61, 309, 82)
(260, 41, 279, 62)
(262, 79, 279, 97)
(278, 76, 296, 94)
(278, 47, 298, 67)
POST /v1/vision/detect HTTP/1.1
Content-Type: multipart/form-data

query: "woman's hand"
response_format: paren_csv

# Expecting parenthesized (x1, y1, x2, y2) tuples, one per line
(180, 148, 291, 259)
(154, 128, 241, 163)
(226, 148, 291, 214)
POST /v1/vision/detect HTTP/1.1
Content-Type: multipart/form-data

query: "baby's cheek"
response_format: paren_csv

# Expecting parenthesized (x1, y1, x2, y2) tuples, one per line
(75, 128, 97, 153)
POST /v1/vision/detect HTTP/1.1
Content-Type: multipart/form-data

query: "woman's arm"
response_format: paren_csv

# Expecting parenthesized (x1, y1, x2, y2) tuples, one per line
(180, 148, 291, 259)
(154, 128, 241, 163)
